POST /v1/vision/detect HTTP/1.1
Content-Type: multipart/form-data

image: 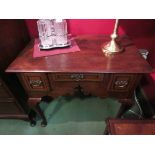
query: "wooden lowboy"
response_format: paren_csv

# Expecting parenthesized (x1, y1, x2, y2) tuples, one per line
(6, 35, 152, 126)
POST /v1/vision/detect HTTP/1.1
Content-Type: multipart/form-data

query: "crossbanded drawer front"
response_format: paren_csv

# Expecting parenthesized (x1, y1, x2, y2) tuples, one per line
(108, 74, 137, 92)
(20, 73, 50, 91)
(49, 73, 104, 82)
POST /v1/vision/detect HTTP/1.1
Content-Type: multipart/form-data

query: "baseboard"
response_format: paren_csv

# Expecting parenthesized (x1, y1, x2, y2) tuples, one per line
(0, 114, 29, 121)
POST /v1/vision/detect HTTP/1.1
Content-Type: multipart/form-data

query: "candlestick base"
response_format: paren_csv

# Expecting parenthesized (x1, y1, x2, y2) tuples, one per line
(102, 39, 123, 55)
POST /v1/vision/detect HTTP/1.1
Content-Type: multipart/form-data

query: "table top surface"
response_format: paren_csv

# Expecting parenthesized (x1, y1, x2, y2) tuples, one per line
(6, 35, 152, 73)
(107, 119, 155, 135)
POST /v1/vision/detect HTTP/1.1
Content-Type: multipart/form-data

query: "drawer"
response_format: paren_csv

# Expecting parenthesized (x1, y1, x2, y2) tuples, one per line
(20, 73, 50, 92)
(0, 88, 11, 98)
(49, 73, 104, 82)
(0, 101, 23, 115)
(108, 74, 137, 92)
(0, 79, 12, 98)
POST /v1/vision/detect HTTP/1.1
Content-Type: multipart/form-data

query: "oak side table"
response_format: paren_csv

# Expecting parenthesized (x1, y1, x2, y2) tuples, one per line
(6, 35, 152, 126)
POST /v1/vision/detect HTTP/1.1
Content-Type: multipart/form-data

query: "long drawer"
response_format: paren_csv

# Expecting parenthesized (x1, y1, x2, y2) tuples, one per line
(48, 73, 104, 82)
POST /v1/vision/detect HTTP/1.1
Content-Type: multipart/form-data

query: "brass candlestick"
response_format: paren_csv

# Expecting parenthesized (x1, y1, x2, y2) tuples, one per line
(102, 19, 124, 55)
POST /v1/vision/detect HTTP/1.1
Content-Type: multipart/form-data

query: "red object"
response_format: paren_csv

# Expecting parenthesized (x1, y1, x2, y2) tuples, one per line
(150, 71, 155, 81)
(67, 19, 125, 35)
(25, 19, 125, 38)
(25, 19, 38, 38)
(33, 38, 80, 58)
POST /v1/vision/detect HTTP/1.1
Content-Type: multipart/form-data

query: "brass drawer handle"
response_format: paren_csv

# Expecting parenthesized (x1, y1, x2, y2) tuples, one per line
(70, 74, 84, 81)
(115, 80, 128, 88)
(29, 80, 43, 87)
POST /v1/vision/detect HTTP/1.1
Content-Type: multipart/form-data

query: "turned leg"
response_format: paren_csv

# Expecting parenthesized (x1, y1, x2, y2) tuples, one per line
(116, 104, 131, 118)
(35, 103, 48, 127)
(28, 109, 37, 127)
(117, 99, 133, 118)
(104, 120, 109, 135)
(28, 98, 41, 127)
(28, 97, 53, 127)
(28, 98, 45, 127)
